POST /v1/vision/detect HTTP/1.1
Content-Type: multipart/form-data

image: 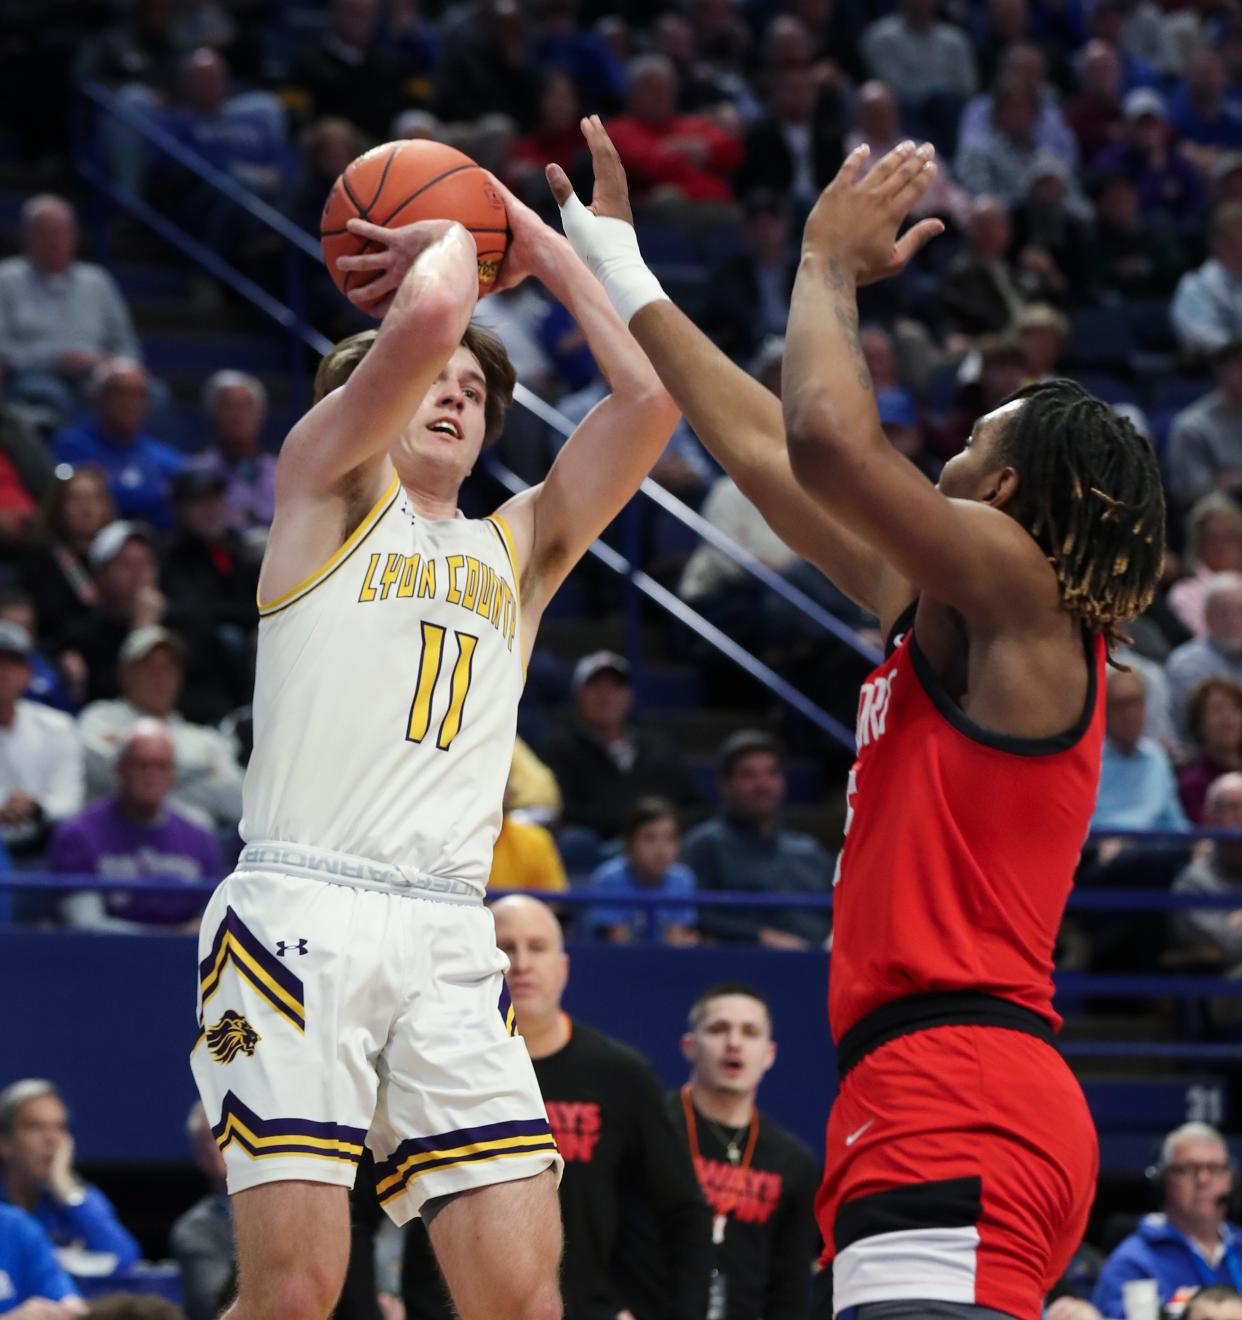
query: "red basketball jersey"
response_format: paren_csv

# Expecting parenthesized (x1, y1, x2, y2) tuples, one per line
(829, 610, 1107, 1041)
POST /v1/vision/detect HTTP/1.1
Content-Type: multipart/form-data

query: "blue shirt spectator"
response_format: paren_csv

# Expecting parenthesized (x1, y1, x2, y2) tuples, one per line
(0, 1079, 139, 1276)
(682, 731, 832, 948)
(1094, 736, 1190, 832)
(52, 360, 184, 530)
(588, 855, 697, 939)
(0, 1203, 79, 1314)
(587, 798, 697, 943)
(161, 49, 287, 198)
(1094, 1220, 1242, 1317)
(1168, 51, 1242, 151)
(1092, 1123, 1242, 1316)
(536, 23, 627, 116)
(1093, 669, 1189, 833)
(1172, 208, 1242, 355)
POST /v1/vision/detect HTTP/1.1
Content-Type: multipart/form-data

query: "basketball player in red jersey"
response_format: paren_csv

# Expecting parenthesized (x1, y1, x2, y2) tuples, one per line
(550, 123, 1165, 1320)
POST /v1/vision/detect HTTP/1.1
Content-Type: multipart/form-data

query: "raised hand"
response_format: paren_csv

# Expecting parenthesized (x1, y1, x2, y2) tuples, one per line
(546, 115, 633, 226)
(484, 172, 561, 293)
(803, 141, 944, 287)
(334, 217, 471, 318)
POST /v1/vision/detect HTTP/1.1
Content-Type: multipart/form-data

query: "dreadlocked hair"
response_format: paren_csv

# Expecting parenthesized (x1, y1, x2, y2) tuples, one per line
(994, 379, 1165, 648)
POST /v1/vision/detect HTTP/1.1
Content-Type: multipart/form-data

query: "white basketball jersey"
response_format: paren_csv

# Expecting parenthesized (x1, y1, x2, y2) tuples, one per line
(241, 474, 524, 895)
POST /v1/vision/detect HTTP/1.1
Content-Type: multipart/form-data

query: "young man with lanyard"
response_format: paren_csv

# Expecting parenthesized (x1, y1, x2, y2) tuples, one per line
(624, 983, 819, 1320)
(400, 895, 712, 1320)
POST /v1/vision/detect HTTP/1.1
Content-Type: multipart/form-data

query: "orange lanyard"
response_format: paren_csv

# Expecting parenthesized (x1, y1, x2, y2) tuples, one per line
(680, 1084, 759, 1245)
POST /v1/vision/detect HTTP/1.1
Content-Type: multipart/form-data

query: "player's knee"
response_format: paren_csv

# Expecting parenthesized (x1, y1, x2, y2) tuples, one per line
(513, 1280, 561, 1320)
(238, 1258, 344, 1320)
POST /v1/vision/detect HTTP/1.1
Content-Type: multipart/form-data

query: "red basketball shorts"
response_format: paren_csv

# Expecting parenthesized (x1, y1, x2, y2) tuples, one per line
(817, 1024, 1098, 1320)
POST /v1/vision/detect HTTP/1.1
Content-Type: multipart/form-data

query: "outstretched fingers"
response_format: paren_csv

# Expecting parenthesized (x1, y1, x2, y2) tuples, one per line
(581, 114, 633, 221)
(581, 114, 623, 177)
(346, 274, 399, 307)
(335, 249, 392, 273)
(545, 162, 574, 207)
(345, 216, 396, 245)
(859, 140, 914, 193)
(890, 217, 945, 269)
(887, 146, 938, 214)
(832, 142, 871, 190)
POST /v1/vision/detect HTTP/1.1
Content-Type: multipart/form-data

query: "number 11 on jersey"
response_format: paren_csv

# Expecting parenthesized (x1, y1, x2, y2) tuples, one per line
(407, 621, 478, 751)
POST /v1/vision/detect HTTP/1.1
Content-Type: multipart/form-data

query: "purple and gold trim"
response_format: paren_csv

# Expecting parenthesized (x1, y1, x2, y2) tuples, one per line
(374, 1117, 558, 1205)
(212, 1090, 367, 1164)
(199, 907, 306, 1033)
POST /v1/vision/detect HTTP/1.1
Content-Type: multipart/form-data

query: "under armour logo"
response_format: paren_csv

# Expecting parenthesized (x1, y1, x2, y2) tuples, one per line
(276, 939, 308, 957)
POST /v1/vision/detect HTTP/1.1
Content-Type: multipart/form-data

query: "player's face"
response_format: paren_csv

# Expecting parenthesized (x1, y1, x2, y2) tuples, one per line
(684, 995, 775, 1097)
(494, 905, 569, 1025)
(937, 400, 1020, 505)
(627, 816, 680, 879)
(1164, 1137, 1234, 1225)
(399, 346, 489, 483)
(0, 1096, 69, 1184)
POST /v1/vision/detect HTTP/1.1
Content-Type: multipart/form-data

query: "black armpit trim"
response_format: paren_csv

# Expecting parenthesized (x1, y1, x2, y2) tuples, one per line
(907, 626, 1096, 757)
(885, 600, 919, 657)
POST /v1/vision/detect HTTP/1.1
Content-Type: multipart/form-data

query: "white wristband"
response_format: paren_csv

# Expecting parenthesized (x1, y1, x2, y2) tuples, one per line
(558, 193, 669, 326)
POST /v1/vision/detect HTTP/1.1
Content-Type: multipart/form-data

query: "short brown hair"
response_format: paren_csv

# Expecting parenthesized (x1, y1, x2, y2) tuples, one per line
(312, 322, 517, 444)
(623, 796, 680, 842)
(1187, 674, 1242, 747)
(687, 982, 772, 1032)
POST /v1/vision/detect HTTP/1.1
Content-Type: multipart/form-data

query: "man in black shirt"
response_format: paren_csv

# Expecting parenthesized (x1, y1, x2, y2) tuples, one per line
(401, 895, 712, 1320)
(624, 982, 821, 1320)
(541, 651, 699, 841)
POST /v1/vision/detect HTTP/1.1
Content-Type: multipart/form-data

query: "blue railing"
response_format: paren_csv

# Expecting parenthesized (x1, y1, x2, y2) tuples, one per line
(72, 80, 875, 749)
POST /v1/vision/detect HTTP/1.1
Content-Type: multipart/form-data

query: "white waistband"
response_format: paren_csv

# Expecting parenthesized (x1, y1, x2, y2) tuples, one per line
(237, 842, 484, 904)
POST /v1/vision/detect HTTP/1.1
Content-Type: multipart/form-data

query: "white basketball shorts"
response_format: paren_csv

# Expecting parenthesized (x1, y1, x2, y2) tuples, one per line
(190, 843, 562, 1225)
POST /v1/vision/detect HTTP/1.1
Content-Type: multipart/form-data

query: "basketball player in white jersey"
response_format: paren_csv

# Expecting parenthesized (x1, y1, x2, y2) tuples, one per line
(189, 175, 679, 1320)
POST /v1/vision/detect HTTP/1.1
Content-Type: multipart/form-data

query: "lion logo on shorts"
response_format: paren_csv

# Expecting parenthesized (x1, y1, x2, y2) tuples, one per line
(206, 1010, 260, 1064)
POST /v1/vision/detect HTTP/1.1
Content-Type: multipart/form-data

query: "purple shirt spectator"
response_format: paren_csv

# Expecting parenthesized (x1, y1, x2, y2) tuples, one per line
(1092, 89, 1208, 229)
(1179, 756, 1230, 822)
(193, 450, 276, 533)
(50, 797, 219, 928)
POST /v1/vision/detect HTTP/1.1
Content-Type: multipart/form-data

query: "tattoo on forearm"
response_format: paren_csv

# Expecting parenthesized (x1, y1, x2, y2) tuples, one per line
(824, 258, 849, 293)
(832, 303, 872, 391)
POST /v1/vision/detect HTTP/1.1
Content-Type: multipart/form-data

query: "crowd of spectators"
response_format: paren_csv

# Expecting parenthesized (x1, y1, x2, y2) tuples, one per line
(8, 0, 1242, 970)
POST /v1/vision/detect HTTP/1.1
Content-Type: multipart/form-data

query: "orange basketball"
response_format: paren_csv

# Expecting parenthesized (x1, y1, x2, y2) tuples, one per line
(320, 140, 509, 300)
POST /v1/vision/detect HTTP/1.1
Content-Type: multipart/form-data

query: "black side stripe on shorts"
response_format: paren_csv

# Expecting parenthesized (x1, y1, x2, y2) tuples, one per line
(834, 1177, 983, 1255)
